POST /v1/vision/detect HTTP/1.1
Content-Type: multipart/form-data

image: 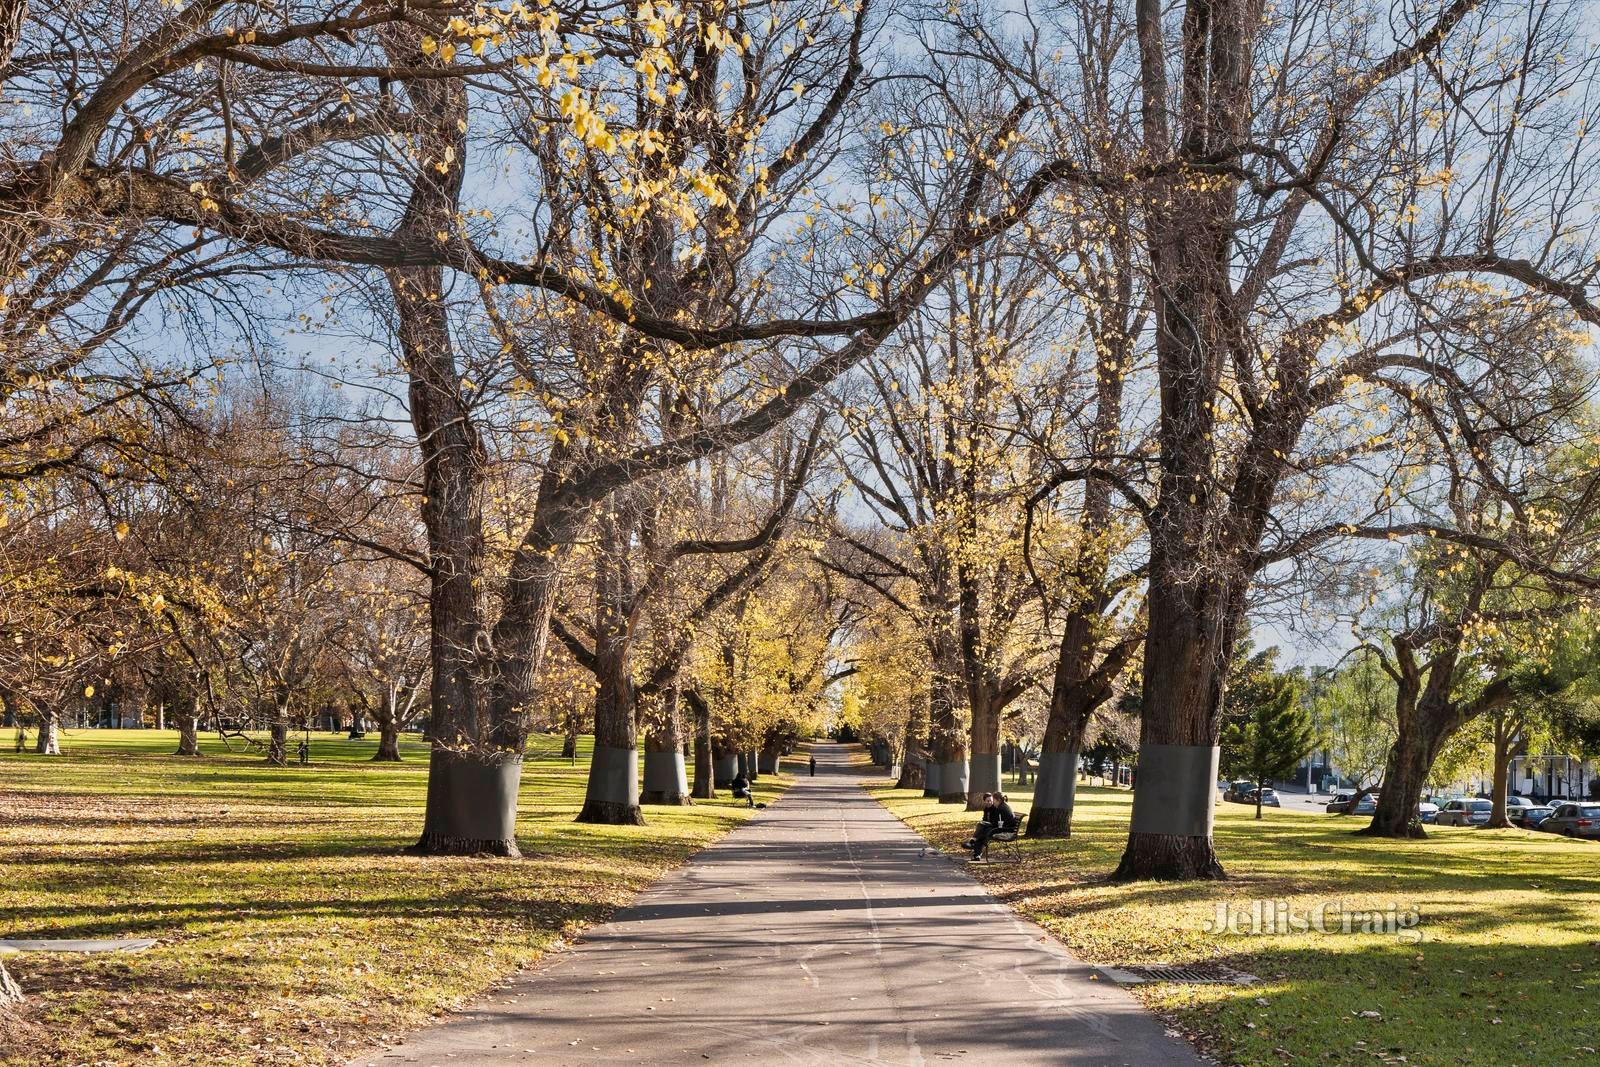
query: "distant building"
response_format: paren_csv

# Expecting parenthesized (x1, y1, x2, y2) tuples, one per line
(1506, 751, 1598, 802)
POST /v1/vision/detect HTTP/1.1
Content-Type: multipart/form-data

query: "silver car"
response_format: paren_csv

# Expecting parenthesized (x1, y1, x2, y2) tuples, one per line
(1435, 798, 1493, 827)
(1541, 802, 1600, 839)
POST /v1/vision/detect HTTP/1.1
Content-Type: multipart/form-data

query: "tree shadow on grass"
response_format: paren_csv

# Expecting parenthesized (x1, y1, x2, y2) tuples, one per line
(2, 885, 624, 941)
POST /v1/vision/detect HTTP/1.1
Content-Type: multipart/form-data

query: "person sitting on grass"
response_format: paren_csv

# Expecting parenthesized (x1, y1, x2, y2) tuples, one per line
(730, 772, 755, 808)
(963, 792, 1016, 861)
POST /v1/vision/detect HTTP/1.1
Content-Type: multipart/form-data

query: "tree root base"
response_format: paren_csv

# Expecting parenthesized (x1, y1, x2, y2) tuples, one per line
(1113, 831, 1227, 882)
(1026, 807, 1073, 838)
(411, 832, 523, 858)
(575, 801, 645, 826)
(1354, 820, 1427, 840)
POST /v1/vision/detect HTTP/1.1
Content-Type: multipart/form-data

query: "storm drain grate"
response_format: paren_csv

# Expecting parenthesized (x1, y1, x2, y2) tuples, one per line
(1098, 964, 1258, 985)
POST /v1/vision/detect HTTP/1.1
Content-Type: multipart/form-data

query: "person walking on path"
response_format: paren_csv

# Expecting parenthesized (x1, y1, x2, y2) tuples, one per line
(809, 754, 817, 777)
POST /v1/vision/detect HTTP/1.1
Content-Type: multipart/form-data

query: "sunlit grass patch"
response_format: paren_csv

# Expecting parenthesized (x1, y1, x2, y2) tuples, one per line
(1, 729, 790, 1065)
(872, 780, 1600, 1066)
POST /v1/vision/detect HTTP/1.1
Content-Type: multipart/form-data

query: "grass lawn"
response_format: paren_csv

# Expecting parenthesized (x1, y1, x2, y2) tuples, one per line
(1, 728, 791, 1066)
(872, 780, 1600, 1067)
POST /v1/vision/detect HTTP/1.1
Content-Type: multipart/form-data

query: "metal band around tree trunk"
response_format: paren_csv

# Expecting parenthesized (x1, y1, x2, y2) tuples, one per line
(1128, 743, 1220, 838)
(642, 749, 686, 793)
(423, 749, 523, 843)
(589, 745, 639, 806)
(923, 761, 942, 797)
(1034, 748, 1080, 810)
(968, 750, 1001, 793)
(940, 760, 970, 796)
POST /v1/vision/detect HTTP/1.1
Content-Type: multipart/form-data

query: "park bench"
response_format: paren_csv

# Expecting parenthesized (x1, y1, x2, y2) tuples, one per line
(974, 824, 1020, 863)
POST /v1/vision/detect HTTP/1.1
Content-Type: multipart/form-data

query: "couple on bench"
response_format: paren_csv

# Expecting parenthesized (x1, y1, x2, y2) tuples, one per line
(962, 792, 1017, 861)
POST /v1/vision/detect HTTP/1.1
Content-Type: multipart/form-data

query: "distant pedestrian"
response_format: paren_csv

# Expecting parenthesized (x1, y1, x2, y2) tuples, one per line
(731, 772, 754, 808)
(809, 754, 817, 777)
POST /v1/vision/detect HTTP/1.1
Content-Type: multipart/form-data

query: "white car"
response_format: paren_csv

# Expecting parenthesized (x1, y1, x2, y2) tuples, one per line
(1435, 798, 1493, 827)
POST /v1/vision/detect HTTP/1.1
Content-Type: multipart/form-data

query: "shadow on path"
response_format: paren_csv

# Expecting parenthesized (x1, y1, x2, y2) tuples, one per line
(350, 742, 1207, 1067)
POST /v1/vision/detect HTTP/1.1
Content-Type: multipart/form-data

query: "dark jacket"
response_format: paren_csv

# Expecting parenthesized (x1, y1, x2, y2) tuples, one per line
(984, 802, 1016, 830)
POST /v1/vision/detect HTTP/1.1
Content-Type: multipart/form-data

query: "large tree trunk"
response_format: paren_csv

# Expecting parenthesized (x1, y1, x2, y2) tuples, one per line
(1113, 569, 1233, 881)
(1363, 725, 1437, 839)
(1362, 665, 1465, 839)
(1112, 0, 1272, 883)
(373, 693, 402, 762)
(896, 696, 928, 789)
(562, 706, 579, 760)
(688, 689, 715, 799)
(577, 511, 643, 825)
(486, 490, 587, 749)
(175, 697, 201, 756)
(578, 665, 641, 824)
(34, 706, 60, 755)
(1486, 712, 1516, 829)
(1029, 609, 1134, 837)
(930, 627, 968, 804)
(757, 741, 781, 775)
(417, 749, 523, 856)
(897, 743, 927, 790)
(642, 687, 689, 805)
(381, 28, 523, 858)
(966, 691, 1001, 810)
(266, 693, 290, 767)
(1360, 641, 1499, 840)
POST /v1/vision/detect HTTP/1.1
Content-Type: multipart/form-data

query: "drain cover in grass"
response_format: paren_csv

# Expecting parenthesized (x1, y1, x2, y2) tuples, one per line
(1099, 963, 1257, 985)
(0, 939, 157, 953)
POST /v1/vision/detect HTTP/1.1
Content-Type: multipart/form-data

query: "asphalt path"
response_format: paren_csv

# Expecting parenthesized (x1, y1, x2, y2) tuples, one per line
(351, 743, 1208, 1066)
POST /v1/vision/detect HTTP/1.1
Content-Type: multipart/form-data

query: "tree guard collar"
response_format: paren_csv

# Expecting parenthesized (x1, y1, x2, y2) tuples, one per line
(1034, 748, 1080, 810)
(968, 750, 1002, 793)
(642, 749, 686, 793)
(1128, 744, 1220, 838)
(421, 748, 522, 846)
(589, 744, 640, 807)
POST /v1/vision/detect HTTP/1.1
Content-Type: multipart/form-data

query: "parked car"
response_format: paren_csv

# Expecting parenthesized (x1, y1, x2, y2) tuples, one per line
(1541, 802, 1600, 839)
(1326, 791, 1378, 815)
(1435, 798, 1494, 827)
(1224, 780, 1256, 802)
(1229, 786, 1281, 808)
(1512, 804, 1555, 829)
(1503, 796, 1539, 818)
(1416, 800, 1440, 823)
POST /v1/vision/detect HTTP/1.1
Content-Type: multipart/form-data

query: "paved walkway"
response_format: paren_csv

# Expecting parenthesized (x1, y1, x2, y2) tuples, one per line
(352, 744, 1206, 1066)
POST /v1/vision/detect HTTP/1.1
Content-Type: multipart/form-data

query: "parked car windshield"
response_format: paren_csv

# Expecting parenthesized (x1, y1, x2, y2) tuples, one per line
(1467, 800, 1492, 811)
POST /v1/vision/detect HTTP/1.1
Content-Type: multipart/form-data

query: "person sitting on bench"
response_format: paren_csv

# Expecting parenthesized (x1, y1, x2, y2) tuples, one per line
(965, 792, 1016, 861)
(730, 772, 755, 808)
